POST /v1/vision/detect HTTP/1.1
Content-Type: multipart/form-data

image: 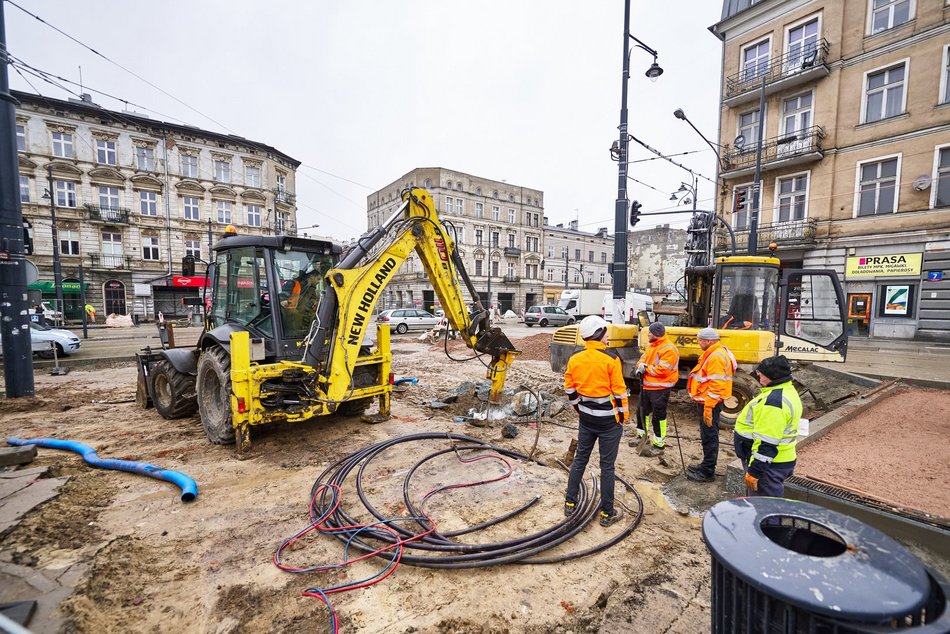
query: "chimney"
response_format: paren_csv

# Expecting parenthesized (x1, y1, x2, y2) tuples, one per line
(569, 220, 578, 231)
(597, 227, 608, 238)
(556, 223, 564, 228)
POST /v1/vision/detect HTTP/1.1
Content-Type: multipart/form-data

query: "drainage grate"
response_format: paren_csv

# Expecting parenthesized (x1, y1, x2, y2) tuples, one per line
(785, 475, 950, 531)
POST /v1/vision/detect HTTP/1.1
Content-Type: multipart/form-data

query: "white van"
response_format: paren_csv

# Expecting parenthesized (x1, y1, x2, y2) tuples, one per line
(601, 292, 655, 324)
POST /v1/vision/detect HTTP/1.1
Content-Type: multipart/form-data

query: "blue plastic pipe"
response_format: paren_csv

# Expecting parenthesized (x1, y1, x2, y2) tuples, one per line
(7, 437, 198, 502)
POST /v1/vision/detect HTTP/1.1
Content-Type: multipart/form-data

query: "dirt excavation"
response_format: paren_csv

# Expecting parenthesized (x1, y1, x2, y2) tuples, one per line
(0, 334, 946, 633)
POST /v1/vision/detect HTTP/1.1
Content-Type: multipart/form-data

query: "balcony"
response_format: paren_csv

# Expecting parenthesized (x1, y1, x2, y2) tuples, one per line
(502, 274, 521, 283)
(84, 204, 132, 224)
(724, 39, 830, 108)
(503, 246, 522, 257)
(721, 126, 824, 179)
(88, 253, 134, 269)
(274, 189, 296, 206)
(715, 219, 817, 253)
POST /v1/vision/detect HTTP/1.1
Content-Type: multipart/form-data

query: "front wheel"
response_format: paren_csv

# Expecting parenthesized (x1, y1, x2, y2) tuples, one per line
(196, 347, 235, 444)
(719, 372, 759, 427)
(150, 359, 198, 419)
(396, 323, 409, 334)
(566, 318, 576, 325)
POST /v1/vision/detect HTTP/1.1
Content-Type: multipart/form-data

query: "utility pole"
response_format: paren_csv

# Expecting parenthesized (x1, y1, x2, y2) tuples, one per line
(748, 75, 766, 256)
(46, 164, 65, 322)
(563, 251, 569, 290)
(0, 3, 35, 396)
(612, 0, 632, 325)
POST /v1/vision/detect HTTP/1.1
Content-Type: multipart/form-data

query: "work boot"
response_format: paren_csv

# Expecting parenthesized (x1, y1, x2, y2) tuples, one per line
(564, 501, 576, 517)
(687, 463, 703, 474)
(628, 432, 646, 447)
(640, 444, 664, 458)
(686, 469, 715, 483)
(599, 508, 623, 527)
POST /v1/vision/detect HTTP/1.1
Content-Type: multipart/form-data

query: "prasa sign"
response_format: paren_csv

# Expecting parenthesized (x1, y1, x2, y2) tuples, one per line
(845, 253, 921, 278)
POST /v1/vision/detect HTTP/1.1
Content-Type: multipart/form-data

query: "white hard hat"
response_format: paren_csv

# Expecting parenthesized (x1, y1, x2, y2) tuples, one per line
(579, 315, 609, 340)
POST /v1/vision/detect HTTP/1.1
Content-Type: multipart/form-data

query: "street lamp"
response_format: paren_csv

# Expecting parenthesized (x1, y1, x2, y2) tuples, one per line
(611, 8, 663, 324)
(673, 108, 725, 171)
(670, 179, 699, 210)
(41, 164, 65, 326)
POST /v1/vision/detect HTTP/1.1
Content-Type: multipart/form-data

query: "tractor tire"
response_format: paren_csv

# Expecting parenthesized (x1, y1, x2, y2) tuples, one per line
(396, 323, 409, 334)
(149, 359, 198, 419)
(196, 347, 235, 444)
(336, 363, 377, 417)
(719, 371, 759, 427)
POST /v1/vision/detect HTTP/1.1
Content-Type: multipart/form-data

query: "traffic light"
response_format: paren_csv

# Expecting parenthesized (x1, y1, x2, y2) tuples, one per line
(735, 188, 747, 213)
(629, 200, 642, 227)
(182, 255, 196, 277)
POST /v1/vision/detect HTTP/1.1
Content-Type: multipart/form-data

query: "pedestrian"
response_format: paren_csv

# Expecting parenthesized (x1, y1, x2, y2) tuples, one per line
(563, 315, 629, 527)
(630, 321, 679, 457)
(735, 355, 802, 497)
(34, 304, 47, 327)
(686, 327, 736, 483)
(84, 303, 96, 323)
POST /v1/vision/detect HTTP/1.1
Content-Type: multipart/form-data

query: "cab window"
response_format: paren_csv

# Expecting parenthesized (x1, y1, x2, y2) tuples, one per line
(274, 249, 334, 340)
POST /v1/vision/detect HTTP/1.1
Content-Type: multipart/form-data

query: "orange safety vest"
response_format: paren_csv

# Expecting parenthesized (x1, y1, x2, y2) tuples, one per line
(637, 335, 679, 390)
(286, 280, 301, 309)
(687, 341, 737, 408)
(564, 340, 630, 424)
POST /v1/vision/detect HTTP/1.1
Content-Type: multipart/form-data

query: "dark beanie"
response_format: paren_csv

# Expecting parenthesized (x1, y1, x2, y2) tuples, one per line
(756, 355, 792, 381)
(649, 322, 665, 337)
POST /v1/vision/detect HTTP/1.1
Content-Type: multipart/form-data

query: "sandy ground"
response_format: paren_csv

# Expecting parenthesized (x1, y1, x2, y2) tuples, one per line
(796, 387, 950, 519)
(0, 335, 931, 633)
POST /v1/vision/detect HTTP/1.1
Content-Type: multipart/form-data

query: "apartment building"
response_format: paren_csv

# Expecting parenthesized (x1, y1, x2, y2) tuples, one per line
(366, 168, 545, 314)
(541, 221, 613, 304)
(628, 224, 689, 294)
(711, 0, 950, 341)
(15, 90, 299, 322)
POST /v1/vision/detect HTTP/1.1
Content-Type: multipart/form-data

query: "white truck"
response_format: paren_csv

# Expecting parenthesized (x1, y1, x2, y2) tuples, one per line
(601, 291, 655, 324)
(557, 289, 605, 318)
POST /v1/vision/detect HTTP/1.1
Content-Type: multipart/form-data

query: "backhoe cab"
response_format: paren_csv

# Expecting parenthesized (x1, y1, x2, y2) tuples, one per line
(137, 187, 518, 454)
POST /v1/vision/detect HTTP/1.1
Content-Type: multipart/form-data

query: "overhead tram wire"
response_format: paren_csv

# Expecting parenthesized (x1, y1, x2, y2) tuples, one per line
(628, 134, 717, 186)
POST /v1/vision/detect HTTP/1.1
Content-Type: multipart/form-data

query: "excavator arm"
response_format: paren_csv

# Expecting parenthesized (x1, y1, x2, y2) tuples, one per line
(307, 187, 518, 405)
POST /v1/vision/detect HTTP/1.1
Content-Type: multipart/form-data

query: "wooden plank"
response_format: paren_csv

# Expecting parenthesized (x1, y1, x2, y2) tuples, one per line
(0, 445, 37, 467)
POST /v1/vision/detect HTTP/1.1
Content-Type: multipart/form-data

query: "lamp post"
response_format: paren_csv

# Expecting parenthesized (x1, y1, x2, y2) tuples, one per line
(44, 164, 65, 326)
(611, 3, 663, 325)
(485, 247, 499, 312)
(670, 178, 699, 211)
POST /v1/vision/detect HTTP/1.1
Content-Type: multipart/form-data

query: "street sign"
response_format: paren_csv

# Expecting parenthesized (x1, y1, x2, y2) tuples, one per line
(927, 271, 943, 282)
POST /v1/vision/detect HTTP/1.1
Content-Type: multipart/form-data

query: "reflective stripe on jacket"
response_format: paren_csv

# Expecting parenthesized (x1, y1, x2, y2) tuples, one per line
(686, 341, 736, 409)
(564, 340, 630, 424)
(637, 335, 679, 390)
(740, 380, 803, 477)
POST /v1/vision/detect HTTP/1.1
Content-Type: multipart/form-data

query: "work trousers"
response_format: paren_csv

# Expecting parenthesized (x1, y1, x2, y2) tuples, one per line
(751, 461, 796, 497)
(636, 388, 670, 441)
(565, 415, 623, 515)
(733, 432, 752, 473)
(696, 402, 723, 477)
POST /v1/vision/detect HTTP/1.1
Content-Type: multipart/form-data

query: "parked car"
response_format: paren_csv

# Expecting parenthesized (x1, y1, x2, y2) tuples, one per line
(0, 322, 81, 358)
(377, 308, 442, 334)
(524, 305, 574, 327)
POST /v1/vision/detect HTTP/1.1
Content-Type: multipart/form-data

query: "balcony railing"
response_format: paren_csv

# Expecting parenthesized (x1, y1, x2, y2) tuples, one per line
(725, 39, 830, 102)
(503, 246, 522, 257)
(502, 274, 521, 283)
(274, 189, 296, 205)
(723, 126, 824, 176)
(84, 204, 132, 224)
(715, 219, 817, 252)
(88, 253, 134, 269)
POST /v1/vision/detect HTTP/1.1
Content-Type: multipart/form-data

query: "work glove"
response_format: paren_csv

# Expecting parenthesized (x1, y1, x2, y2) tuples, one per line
(702, 407, 714, 428)
(636, 363, 647, 377)
(744, 472, 759, 492)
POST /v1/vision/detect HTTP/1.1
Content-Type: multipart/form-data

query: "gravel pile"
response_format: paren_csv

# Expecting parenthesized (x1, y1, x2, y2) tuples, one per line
(513, 333, 553, 362)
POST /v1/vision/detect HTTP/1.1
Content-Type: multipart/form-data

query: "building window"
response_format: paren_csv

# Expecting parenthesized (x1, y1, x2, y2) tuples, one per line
(475, 202, 484, 218)
(863, 62, 906, 123)
(456, 198, 463, 215)
(183, 196, 201, 220)
(561, 246, 568, 258)
(737, 109, 760, 150)
(181, 154, 198, 178)
(142, 236, 160, 261)
(492, 206, 500, 221)
(445, 196, 454, 214)
(600, 273, 606, 284)
(601, 252, 607, 264)
(869, 0, 913, 35)
(446, 181, 453, 190)
(776, 174, 808, 222)
(475, 228, 483, 246)
(547, 269, 553, 281)
(139, 191, 158, 216)
(507, 233, 515, 248)
(507, 262, 514, 277)
(455, 226, 465, 244)
(246, 204, 262, 227)
(492, 191, 499, 199)
(786, 18, 819, 70)
(933, 146, 950, 208)
(733, 185, 752, 229)
(941, 45, 950, 105)
(508, 208, 515, 223)
(492, 260, 499, 277)
(474, 259, 483, 276)
(782, 92, 813, 136)
(51, 131, 74, 158)
(547, 246, 555, 257)
(856, 156, 899, 216)
(214, 159, 231, 183)
(877, 283, 916, 318)
(96, 139, 117, 165)
(216, 201, 232, 223)
(19, 175, 30, 203)
(741, 39, 770, 81)
(456, 182, 462, 191)
(246, 165, 261, 188)
(99, 186, 120, 210)
(55, 180, 77, 207)
(276, 172, 286, 193)
(574, 249, 581, 260)
(588, 250, 594, 263)
(424, 178, 432, 188)
(475, 187, 482, 196)
(102, 231, 123, 267)
(185, 239, 201, 259)
(491, 231, 499, 248)
(60, 229, 80, 256)
(16, 124, 26, 152)
(276, 213, 286, 233)
(136, 146, 155, 171)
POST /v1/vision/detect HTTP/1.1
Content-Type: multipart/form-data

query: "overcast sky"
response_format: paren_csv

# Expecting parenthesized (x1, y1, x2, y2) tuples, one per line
(7, 1, 725, 241)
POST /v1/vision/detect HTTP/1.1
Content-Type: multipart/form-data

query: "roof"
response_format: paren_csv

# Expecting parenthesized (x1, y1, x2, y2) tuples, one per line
(214, 234, 342, 254)
(13, 90, 301, 168)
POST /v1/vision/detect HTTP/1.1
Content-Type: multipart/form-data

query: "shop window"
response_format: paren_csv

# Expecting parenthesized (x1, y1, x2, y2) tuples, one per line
(877, 283, 916, 318)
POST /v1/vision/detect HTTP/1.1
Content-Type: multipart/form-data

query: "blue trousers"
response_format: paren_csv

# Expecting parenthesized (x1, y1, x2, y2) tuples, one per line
(696, 402, 723, 477)
(565, 416, 623, 515)
(751, 461, 796, 497)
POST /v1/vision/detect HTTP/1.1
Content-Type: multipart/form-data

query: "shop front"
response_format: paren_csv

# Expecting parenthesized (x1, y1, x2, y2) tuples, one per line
(844, 252, 922, 339)
(28, 280, 88, 321)
(153, 276, 208, 319)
